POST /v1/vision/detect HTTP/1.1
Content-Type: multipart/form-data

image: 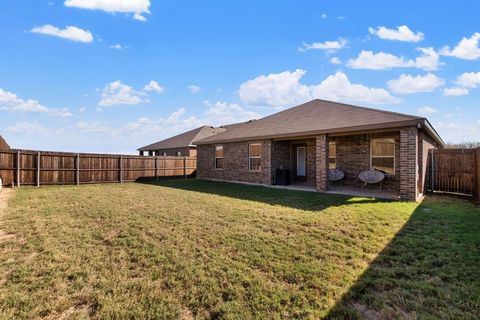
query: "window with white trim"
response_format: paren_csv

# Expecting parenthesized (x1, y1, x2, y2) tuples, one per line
(329, 142, 336, 169)
(215, 145, 224, 169)
(370, 138, 395, 174)
(248, 143, 262, 171)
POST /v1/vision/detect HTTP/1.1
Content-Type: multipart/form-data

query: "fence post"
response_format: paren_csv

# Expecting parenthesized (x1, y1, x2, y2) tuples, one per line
(155, 157, 159, 181)
(119, 155, 123, 183)
(36, 152, 41, 187)
(76, 154, 80, 185)
(184, 157, 187, 179)
(16, 150, 20, 187)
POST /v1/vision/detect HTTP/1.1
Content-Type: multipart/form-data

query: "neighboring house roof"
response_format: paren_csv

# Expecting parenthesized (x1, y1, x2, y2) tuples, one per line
(196, 99, 445, 147)
(0, 135, 10, 150)
(138, 125, 227, 151)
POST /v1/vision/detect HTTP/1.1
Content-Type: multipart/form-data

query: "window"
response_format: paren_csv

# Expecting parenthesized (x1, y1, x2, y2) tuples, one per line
(329, 142, 336, 169)
(370, 138, 395, 174)
(215, 145, 224, 169)
(176, 151, 182, 156)
(248, 143, 262, 171)
(162, 152, 167, 157)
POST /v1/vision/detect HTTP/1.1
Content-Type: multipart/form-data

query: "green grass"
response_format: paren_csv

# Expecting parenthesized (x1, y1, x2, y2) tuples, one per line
(0, 180, 478, 319)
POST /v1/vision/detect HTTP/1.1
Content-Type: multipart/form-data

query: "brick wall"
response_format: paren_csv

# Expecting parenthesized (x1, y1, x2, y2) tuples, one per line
(316, 135, 328, 192)
(418, 131, 438, 195)
(399, 127, 418, 200)
(329, 132, 401, 192)
(197, 140, 272, 185)
(271, 139, 316, 186)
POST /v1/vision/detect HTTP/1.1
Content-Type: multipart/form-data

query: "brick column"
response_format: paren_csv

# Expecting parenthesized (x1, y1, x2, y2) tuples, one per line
(399, 127, 418, 201)
(316, 135, 328, 192)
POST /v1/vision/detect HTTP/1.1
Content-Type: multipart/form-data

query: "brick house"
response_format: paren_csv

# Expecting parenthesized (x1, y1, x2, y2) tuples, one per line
(195, 99, 445, 201)
(138, 125, 227, 157)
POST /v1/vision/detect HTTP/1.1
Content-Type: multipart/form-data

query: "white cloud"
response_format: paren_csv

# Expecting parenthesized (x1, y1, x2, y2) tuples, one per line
(321, 13, 327, 19)
(188, 85, 201, 93)
(299, 38, 347, 52)
(329, 57, 342, 64)
(6, 122, 52, 136)
(203, 101, 261, 125)
(443, 87, 469, 96)
(239, 69, 311, 107)
(64, 0, 151, 21)
(417, 106, 438, 114)
(79, 107, 86, 112)
(414, 47, 441, 71)
(0, 88, 73, 117)
(388, 73, 444, 94)
(99, 81, 148, 106)
(309, 72, 399, 105)
(440, 33, 480, 60)
(347, 51, 414, 70)
(369, 25, 424, 42)
(109, 44, 124, 49)
(30, 24, 93, 43)
(347, 47, 440, 71)
(455, 72, 480, 88)
(142, 80, 164, 94)
(239, 70, 399, 107)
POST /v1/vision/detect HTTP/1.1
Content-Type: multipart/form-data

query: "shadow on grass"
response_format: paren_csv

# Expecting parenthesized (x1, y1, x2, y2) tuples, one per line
(139, 178, 389, 212)
(326, 195, 480, 319)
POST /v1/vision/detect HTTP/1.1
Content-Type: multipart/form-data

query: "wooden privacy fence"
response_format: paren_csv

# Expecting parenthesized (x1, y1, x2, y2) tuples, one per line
(427, 148, 480, 203)
(0, 149, 196, 187)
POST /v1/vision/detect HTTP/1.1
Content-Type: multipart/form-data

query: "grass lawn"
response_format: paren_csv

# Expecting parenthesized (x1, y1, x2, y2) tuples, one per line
(0, 180, 479, 319)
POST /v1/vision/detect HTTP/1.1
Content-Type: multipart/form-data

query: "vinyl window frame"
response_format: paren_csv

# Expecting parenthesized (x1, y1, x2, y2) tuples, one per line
(248, 143, 262, 172)
(214, 145, 224, 170)
(328, 142, 336, 170)
(370, 138, 395, 175)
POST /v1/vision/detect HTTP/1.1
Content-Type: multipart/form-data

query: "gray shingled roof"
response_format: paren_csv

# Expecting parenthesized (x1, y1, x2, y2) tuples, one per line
(138, 126, 226, 151)
(196, 99, 444, 146)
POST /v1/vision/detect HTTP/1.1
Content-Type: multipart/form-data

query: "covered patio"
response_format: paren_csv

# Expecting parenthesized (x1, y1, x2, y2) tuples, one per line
(270, 130, 408, 200)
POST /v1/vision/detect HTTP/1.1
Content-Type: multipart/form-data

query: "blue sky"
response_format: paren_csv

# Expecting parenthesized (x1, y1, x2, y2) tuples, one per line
(1, 0, 479, 153)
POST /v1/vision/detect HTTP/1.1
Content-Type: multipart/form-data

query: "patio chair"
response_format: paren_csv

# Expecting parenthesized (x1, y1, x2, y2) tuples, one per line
(328, 168, 345, 187)
(358, 170, 385, 190)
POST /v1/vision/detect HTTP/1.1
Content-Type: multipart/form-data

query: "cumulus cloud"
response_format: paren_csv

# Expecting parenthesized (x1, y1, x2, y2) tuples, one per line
(443, 87, 469, 96)
(0, 88, 73, 117)
(417, 106, 438, 114)
(369, 25, 424, 42)
(30, 24, 93, 43)
(347, 47, 440, 71)
(299, 38, 347, 52)
(238, 69, 399, 107)
(329, 57, 342, 64)
(347, 51, 414, 70)
(455, 72, 480, 88)
(64, 0, 151, 21)
(203, 101, 261, 125)
(188, 85, 201, 93)
(239, 69, 311, 107)
(99, 81, 148, 106)
(142, 80, 164, 94)
(309, 72, 400, 105)
(440, 33, 480, 60)
(387, 73, 445, 94)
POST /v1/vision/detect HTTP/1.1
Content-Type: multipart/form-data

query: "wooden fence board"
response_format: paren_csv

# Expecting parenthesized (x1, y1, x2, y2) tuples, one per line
(428, 148, 477, 197)
(0, 149, 196, 187)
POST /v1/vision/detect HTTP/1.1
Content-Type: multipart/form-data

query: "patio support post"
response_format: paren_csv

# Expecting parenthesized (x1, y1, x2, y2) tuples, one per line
(399, 127, 419, 201)
(315, 134, 328, 192)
